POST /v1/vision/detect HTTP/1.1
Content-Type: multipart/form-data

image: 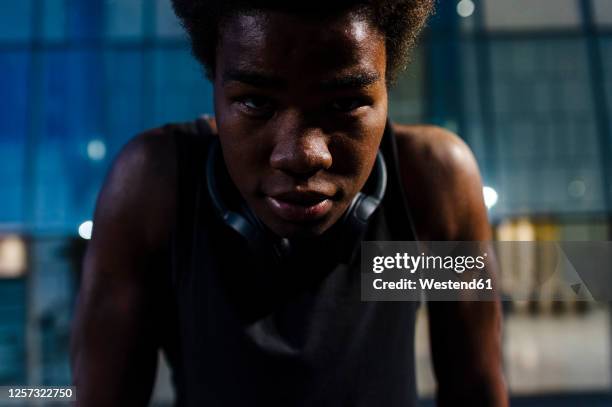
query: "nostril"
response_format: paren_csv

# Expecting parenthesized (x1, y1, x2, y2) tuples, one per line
(285, 166, 320, 180)
(270, 141, 332, 176)
(271, 151, 332, 176)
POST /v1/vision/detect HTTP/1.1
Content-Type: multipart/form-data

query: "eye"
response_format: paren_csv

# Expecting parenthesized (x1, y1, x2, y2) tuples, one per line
(331, 98, 369, 113)
(236, 96, 275, 116)
(243, 96, 269, 109)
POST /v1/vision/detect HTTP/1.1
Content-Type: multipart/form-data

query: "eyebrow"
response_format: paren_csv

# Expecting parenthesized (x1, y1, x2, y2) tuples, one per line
(222, 69, 286, 89)
(222, 69, 381, 90)
(319, 72, 381, 90)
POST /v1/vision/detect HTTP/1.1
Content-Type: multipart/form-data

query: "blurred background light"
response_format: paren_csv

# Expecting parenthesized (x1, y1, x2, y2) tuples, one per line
(78, 221, 93, 240)
(87, 139, 107, 161)
(457, 0, 475, 18)
(0, 236, 26, 278)
(483, 186, 499, 209)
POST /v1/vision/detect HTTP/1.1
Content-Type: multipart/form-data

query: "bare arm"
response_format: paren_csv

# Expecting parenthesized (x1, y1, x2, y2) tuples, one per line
(396, 125, 508, 406)
(70, 130, 176, 406)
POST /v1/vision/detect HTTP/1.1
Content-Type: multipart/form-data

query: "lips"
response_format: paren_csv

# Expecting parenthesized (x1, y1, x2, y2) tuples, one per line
(266, 190, 334, 222)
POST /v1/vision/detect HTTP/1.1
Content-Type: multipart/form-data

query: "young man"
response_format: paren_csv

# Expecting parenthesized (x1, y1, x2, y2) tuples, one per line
(71, 1, 508, 406)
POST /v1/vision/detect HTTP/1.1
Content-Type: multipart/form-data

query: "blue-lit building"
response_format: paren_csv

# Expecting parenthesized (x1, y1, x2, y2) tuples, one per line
(0, 0, 611, 404)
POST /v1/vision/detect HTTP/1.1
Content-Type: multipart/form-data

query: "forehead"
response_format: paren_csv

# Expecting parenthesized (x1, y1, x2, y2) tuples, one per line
(216, 11, 386, 82)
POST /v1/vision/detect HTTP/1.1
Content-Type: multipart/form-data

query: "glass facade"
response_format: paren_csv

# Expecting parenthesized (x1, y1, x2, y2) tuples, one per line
(0, 0, 213, 235)
(409, 0, 612, 221)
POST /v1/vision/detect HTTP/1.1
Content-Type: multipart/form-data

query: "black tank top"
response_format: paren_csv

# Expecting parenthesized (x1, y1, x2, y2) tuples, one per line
(163, 119, 420, 407)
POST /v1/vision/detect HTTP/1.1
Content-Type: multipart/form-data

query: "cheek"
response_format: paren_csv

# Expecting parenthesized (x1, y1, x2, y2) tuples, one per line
(218, 122, 270, 168)
(220, 138, 258, 185)
(217, 125, 269, 197)
(328, 117, 386, 176)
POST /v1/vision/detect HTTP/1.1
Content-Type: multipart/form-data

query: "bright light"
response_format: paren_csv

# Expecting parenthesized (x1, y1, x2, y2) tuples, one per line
(457, 0, 475, 18)
(87, 139, 106, 161)
(0, 236, 26, 278)
(79, 221, 93, 240)
(483, 186, 498, 209)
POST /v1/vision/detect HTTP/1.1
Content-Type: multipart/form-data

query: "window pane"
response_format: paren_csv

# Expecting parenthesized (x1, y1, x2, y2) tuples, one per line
(30, 238, 76, 385)
(65, 1, 103, 41)
(0, 2, 32, 41)
(105, 49, 144, 156)
(34, 50, 107, 232)
(602, 38, 612, 125)
(594, 0, 612, 27)
(153, 49, 213, 127)
(42, 0, 66, 41)
(486, 39, 603, 216)
(0, 52, 29, 225)
(0, 280, 26, 384)
(106, 0, 143, 39)
(484, 0, 580, 31)
(155, 0, 185, 39)
(461, 39, 488, 167)
(389, 48, 426, 124)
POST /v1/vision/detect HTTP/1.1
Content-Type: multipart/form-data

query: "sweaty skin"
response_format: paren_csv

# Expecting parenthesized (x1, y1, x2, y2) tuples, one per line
(71, 10, 508, 407)
(214, 12, 388, 238)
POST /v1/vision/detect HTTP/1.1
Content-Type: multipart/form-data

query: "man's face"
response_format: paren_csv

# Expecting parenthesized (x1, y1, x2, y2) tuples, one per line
(213, 11, 388, 238)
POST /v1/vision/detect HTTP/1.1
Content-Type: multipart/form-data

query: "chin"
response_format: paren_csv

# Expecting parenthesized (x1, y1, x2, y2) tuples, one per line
(252, 199, 347, 239)
(266, 217, 337, 239)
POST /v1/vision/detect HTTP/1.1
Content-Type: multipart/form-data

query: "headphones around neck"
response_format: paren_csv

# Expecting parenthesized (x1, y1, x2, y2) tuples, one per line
(203, 120, 388, 264)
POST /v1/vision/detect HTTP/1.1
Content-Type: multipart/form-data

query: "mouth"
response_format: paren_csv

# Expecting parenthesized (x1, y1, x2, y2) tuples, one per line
(265, 191, 334, 222)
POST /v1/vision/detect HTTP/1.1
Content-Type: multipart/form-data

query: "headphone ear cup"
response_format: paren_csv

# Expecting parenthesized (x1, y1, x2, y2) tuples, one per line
(337, 151, 387, 263)
(207, 139, 263, 243)
(342, 151, 387, 234)
(354, 196, 382, 225)
(342, 194, 381, 239)
(343, 192, 367, 232)
(223, 211, 262, 243)
(206, 139, 288, 263)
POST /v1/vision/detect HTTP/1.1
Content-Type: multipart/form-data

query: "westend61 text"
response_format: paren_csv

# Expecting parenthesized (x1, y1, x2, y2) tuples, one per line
(373, 278, 493, 291)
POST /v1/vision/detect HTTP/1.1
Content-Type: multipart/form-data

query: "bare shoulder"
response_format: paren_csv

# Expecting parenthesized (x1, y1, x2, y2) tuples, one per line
(392, 124, 477, 170)
(391, 124, 490, 240)
(92, 126, 178, 252)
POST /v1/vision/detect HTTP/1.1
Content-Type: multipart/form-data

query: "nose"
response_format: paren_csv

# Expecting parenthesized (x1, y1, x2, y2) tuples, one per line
(269, 122, 332, 178)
